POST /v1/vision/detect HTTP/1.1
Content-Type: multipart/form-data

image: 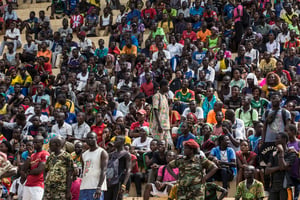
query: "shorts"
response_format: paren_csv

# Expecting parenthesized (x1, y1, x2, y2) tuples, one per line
(150, 183, 168, 197)
(22, 186, 44, 200)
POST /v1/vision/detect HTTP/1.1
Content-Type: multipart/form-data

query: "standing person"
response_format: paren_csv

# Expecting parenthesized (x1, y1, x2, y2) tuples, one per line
(233, 0, 244, 50)
(104, 136, 131, 200)
(286, 124, 300, 200)
(44, 137, 74, 200)
(23, 135, 50, 200)
(168, 139, 218, 200)
(235, 165, 264, 200)
(265, 132, 297, 200)
(79, 132, 108, 200)
(151, 79, 172, 148)
(262, 92, 290, 145)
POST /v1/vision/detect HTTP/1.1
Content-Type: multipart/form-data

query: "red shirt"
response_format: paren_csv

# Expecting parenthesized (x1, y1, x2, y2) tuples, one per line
(141, 8, 157, 19)
(108, 47, 120, 55)
(131, 154, 139, 174)
(91, 123, 107, 144)
(203, 11, 218, 22)
(140, 81, 156, 96)
(25, 150, 50, 188)
(130, 121, 149, 130)
(182, 30, 197, 41)
(35, 63, 53, 75)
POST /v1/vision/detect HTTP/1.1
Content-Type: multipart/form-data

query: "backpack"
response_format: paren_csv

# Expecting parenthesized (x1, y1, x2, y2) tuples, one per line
(106, 151, 128, 187)
(241, 7, 250, 28)
(264, 108, 288, 126)
(238, 108, 254, 122)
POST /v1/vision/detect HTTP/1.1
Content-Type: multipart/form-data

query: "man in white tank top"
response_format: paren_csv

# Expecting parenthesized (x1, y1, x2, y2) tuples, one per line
(79, 132, 108, 200)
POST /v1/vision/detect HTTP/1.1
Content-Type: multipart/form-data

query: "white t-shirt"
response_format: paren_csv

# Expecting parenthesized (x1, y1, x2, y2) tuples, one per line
(5, 28, 21, 43)
(182, 107, 204, 119)
(220, 150, 228, 162)
(76, 72, 89, 91)
(10, 177, 25, 200)
(132, 137, 153, 151)
(266, 41, 280, 58)
(167, 43, 183, 58)
(152, 50, 171, 62)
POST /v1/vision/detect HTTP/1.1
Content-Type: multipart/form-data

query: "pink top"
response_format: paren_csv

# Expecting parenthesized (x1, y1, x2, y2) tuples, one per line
(233, 5, 243, 23)
(71, 178, 82, 200)
(158, 166, 179, 182)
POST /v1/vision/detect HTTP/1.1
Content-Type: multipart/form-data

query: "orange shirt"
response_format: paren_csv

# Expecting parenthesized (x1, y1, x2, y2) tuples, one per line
(197, 29, 211, 42)
(121, 45, 137, 57)
(206, 108, 226, 124)
(37, 50, 52, 64)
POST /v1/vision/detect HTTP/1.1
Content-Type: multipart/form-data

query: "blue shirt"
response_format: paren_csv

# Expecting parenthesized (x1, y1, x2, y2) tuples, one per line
(120, 35, 139, 49)
(210, 146, 237, 176)
(202, 95, 217, 119)
(223, 3, 234, 19)
(192, 21, 202, 31)
(192, 50, 207, 64)
(65, 112, 77, 124)
(126, 9, 141, 22)
(94, 47, 108, 59)
(190, 7, 204, 16)
(176, 133, 196, 153)
(248, 135, 261, 151)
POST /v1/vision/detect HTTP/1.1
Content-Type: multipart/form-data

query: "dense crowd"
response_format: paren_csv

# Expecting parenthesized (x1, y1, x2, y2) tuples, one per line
(0, 0, 299, 199)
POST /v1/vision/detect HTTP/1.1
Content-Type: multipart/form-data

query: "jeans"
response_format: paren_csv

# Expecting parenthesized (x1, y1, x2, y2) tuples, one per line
(79, 189, 104, 200)
(212, 167, 234, 189)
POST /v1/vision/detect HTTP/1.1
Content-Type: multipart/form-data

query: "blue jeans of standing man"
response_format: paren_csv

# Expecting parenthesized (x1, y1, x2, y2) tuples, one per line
(79, 189, 104, 200)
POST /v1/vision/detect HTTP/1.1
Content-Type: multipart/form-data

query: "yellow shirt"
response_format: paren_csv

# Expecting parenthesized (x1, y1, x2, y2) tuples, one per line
(158, 21, 173, 34)
(55, 99, 75, 113)
(89, 0, 100, 7)
(11, 74, 32, 86)
(111, 136, 131, 145)
(281, 12, 298, 25)
(220, 59, 226, 70)
(10, 75, 22, 86)
(259, 58, 277, 75)
(0, 104, 7, 115)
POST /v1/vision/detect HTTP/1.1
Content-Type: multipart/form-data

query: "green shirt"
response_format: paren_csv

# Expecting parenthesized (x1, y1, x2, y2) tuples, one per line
(45, 151, 74, 190)
(235, 179, 264, 200)
(251, 98, 269, 117)
(163, 9, 177, 17)
(235, 107, 259, 127)
(205, 182, 225, 200)
(150, 27, 168, 44)
(174, 89, 195, 103)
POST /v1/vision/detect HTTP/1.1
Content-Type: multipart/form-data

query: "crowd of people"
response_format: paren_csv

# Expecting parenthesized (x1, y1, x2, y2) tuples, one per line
(0, 0, 299, 199)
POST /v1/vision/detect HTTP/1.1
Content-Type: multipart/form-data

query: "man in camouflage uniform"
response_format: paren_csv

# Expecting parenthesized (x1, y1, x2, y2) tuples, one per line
(44, 137, 74, 200)
(168, 139, 218, 200)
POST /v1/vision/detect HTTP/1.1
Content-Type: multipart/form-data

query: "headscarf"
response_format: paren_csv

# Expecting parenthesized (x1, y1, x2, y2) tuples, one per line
(204, 123, 213, 132)
(187, 113, 197, 123)
(106, 53, 115, 64)
(246, 73, 258, 87)
(140, 126, 150, 135)
(262, 72, 286, 97)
